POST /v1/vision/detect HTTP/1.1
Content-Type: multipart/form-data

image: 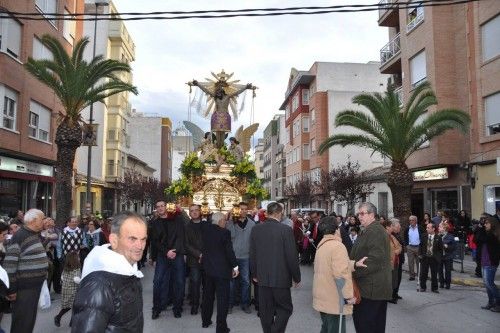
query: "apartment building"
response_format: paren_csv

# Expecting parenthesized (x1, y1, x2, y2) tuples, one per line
(171, 124, 194, 181)
(275, 115, 287, 203)
(262, 116, 281, 200)
(74, 0, 138, 216)
(378, 0, 500, 218)
(128, 112, 172, 183)
(280, 62, 388, 213)
(0, 0, 84, 217)
(253, 138, 265, 180)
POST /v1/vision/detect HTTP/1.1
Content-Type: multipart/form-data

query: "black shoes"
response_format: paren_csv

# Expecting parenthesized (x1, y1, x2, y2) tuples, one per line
(191, 307, 198, 315)
(490, 306, 500, 312)
(409, 277, 415, 281)
(432, 289, 439, 294)
(54, 315, 61, 327)
(481, 304, 494, 310)
(396, 295, 403, 299)
(439, 284, 444, 288)
(388, 299, 397, 304)
(228, 307, 233, 314)
(202, 320, 213, 328)
(418, 288, 426, 292)
(445, 285, 450, 289)
(152, 310, 160, 320)
(174, 311, 182, 318)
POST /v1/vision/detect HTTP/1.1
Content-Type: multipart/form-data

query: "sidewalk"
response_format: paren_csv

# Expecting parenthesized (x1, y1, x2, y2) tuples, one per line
(402, 251, 499, 287)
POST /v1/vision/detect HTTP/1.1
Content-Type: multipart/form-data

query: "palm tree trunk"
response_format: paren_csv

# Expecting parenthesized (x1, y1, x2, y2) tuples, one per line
(387, 161, 414, 231)
(54, 121, 82, 227)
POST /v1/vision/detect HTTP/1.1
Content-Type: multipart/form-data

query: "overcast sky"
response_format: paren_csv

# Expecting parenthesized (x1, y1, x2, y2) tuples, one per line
(112, 0, 388, 139)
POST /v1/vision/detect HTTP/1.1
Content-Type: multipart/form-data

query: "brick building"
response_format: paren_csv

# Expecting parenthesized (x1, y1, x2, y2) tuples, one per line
(0, 0, 84, 217)
(378, 0, 500, 219)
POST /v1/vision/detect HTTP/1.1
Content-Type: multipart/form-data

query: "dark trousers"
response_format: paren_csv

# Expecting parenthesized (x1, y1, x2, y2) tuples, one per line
(320, 312, 345, 333)
(11, 286, 43, 333)
(252, 279, 259, 310)
(201, 274, 230, 333)
(420, 256, 439, 291)
(52, 257, 62, 293)
(152, 255, 185, 313)
(394, 260, 403, 297)
(189, 266, 203, 310)
(353, 298, 387, 333)
(439, 258, 452, 287)
(258, 286, 293, 333)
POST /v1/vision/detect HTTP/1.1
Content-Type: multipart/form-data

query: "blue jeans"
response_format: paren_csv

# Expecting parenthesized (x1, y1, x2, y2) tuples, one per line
(153, 254, 186, 312)
(230, 258, 250, 308)
(482, 266, 500, 306)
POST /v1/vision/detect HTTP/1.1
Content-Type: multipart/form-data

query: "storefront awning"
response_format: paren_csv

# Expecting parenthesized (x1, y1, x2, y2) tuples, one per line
(0, 170, 55, 183)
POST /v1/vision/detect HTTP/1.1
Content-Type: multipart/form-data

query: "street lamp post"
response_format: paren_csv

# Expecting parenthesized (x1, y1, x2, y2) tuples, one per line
(85, 0, 109, 215)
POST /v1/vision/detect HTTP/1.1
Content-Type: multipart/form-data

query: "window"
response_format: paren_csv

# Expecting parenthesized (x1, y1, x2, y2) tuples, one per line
(63, 9, 76, 45)
(1, 85, 17, 130)
(293, 120, 300, 137)
(294, 147, 300, 163)
(407, 1, 424, 33)
(415, 111, 430, 148)
(285, 127, 290, 144)
(29, 101, 51, 142)
(107, 160, 116, 176)
(485, 92, 500, 136)
(0, 16, 22, 58)
(302, 89, 309, 105)
(33, 37, 54, 60)
(302, 117, 309, 133)
(410, 50, 427, 88)
(292, 93, 299, 111)
(311, 138, 316, 154)
(378, 192, 389, 218)
(303, 144, 310, 160)
(35, 0, 57, 25)
(482, 15, 500, 62)
(311, 108, 316, 125)
(285, 105, 290, 120)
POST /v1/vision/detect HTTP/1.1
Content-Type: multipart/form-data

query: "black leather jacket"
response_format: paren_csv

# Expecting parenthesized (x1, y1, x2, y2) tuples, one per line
(71, 271, 143, 333)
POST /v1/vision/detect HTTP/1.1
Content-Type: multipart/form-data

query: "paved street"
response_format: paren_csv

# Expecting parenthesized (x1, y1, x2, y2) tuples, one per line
(2, 258, 499, 333)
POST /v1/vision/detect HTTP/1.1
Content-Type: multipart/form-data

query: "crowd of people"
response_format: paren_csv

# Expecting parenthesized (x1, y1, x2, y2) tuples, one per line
(0, 203, 498, 333)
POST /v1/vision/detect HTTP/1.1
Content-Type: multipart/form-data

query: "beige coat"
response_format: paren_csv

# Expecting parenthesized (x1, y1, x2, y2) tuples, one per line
(313, 233, 354, 315)
(389, 234, 402, 267)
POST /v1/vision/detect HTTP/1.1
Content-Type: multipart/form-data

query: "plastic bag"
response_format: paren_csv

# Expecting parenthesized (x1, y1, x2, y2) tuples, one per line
(38, 280, 51, 310)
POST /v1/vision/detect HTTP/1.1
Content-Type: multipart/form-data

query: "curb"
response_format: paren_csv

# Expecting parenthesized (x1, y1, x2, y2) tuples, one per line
(402, 268, 499, 288)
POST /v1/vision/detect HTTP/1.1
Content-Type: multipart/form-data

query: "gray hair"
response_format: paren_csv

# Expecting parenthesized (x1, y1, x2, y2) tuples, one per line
(358, 202, 377, 215)
(212, 212, 225, 225)
(267, 202, 283, 216)
(390, 218, 400, 227)
(24, 209, 44, 224)
(409, 215, 418, 221)
(110, 211, 146, 235)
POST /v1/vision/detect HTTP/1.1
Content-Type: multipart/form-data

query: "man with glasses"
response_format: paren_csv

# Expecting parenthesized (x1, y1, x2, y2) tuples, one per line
(150, 200, 186, 319)
(350, 202, 392, 333)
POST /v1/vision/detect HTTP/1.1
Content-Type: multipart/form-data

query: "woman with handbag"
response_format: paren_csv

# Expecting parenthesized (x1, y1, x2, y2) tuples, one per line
(313, 217, 367, 333)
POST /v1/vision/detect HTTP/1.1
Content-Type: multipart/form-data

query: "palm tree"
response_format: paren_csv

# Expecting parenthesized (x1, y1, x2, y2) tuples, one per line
(318, 82, 470, 228)
(25, 35, 138, 226)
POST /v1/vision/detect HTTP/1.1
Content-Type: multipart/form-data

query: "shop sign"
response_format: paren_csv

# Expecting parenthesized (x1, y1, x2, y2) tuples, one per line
(0, 155, 54, 177)
(413, 167, 448, 182)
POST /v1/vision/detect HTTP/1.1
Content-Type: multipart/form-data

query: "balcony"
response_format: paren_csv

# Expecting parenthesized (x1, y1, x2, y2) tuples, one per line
(378, 0, 399, 27)
(380, 33, 402, 74)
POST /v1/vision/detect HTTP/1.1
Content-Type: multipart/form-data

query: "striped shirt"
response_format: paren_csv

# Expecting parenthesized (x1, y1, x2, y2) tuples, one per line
(4, 226, 48, 292)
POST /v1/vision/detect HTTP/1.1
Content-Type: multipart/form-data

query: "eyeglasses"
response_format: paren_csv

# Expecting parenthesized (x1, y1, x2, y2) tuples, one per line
(358, 211, 370, 216)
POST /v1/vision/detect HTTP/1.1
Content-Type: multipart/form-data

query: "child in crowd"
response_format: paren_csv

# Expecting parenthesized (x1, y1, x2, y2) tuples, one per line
(54, 251, 81, 327)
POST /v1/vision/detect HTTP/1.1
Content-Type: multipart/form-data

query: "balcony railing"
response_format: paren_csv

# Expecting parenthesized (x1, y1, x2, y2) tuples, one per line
(380, 33, 401, 66)
(394, 86, 403, 106)
(406, 8, 424, 33)
(378, 0, 398, 18)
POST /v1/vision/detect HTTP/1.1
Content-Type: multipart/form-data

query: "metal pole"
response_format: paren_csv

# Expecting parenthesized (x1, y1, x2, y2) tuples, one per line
(85, 4, 99, 215)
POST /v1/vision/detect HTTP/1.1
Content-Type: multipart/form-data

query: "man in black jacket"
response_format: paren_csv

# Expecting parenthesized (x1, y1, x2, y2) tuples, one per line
(71, 212, 147, 332)
(418, 223, 443, 293)
(185, 204, 204, 315)
(150, 201, 186, 319)
(201, 212, 239, 333)
(250, 202, 301, 333)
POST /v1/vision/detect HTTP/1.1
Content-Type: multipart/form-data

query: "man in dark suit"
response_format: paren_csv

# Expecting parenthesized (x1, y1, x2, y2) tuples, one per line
(419, 223, 443, 293)
(250, 202, 301, 333)
(201, 212, 239, 333)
